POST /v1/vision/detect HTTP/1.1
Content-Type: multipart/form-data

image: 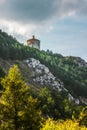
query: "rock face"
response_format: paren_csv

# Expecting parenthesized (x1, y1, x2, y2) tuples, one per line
(73, 57, 87, 67)
(24, 58, 64, 92)
(24, 58, 81, 104)
(79, 97, 87, 105)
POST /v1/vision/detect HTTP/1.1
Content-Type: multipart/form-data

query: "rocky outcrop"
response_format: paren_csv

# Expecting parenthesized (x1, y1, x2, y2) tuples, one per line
(24, 58, 81, 104)
(73, 57, 87, 67)
(79, 97, 87, 105)
(24, 58, 64, 92)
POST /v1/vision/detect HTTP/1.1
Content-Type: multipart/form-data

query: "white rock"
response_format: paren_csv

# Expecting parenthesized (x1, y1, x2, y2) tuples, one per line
(75, 99, 80, 104)
(53, 81, 58, 86)
(63, 88, 68, 92)
(68, 93, 74, 101)
(25, 60, 29, 63)
(35, 69, 42, 74)
(58, 88, 62, 92)
(28, 63, 32, 68)
(44, 67, 49, 73)
(79, 97, 87, 105)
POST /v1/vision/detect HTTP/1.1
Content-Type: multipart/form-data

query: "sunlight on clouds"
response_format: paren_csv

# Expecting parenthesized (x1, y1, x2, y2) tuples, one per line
(0, 20, 38, 38)
(60, 11, 76, 19)
(0, 19, 56, 42)
(44, 26, 54, 33)
(67, 11, 76, 16)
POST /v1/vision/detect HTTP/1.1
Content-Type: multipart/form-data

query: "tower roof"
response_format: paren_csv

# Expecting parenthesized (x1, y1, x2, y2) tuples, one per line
(27, 36, 40, 45)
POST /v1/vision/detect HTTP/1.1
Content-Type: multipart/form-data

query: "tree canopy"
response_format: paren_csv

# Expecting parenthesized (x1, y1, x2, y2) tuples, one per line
(0, 65, 42, 130)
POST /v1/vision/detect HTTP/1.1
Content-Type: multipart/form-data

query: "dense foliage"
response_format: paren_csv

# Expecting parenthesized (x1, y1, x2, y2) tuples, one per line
(0, 66, 5, 78)
(0, 66, 5, 90)
(0, 65, 87, 130)
(33, 87, 81, 119)
(41, 118, 87, 130)
(0, 65, 42, 130)
(0, 30, 87, 98)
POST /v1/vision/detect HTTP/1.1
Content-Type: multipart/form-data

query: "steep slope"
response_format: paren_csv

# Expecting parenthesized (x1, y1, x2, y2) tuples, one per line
(24, 58, 80, 103)
(0, 57, 86, 105)
(0, 29, 87, 100)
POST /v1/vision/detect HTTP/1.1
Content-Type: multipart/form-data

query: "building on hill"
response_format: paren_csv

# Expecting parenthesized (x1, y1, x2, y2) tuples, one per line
(26, 35, 40, 50)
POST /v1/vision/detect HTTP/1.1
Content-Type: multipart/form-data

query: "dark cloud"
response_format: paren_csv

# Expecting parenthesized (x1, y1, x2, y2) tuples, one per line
(59, 0, 87, 17)
(0, 0, 87, 29)
(0, 0, 60, 23)
(78, 0, 87, 15)
(0, 0, 87, 24)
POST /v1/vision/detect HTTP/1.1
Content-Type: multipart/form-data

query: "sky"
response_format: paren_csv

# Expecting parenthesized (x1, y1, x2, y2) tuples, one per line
(0, 0, 87, 61)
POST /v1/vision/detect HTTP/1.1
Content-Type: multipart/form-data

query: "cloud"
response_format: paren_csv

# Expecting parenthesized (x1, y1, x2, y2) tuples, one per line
(0, 19, 39, 41)
(1, 0, 87, 24)
(0, 0, 60, 24)
(0, 0, 87, 23)
(0, 0, 87, 40)
(78, 0, 87, 16)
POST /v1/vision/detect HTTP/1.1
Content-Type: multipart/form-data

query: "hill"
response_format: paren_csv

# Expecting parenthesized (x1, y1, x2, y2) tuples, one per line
(0, 29, 87, 119)
(0, 30, 87, 98)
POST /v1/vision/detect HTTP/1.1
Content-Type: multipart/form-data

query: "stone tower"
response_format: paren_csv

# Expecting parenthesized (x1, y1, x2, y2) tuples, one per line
(26, 35, 40, 50)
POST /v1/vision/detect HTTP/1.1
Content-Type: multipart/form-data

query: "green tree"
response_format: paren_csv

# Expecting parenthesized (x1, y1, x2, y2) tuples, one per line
(79, 106, 87, 127)
(38, 87, 55, 117)
(0, 65, 42, 130)
(0, 66, 5, 90)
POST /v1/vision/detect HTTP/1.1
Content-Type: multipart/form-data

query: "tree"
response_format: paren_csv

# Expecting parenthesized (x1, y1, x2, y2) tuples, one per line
(79, 106, 87, 127)
(0, 65, 42, 130)
(40, 118, 87, 130)
(38, 87, 55, 117)
(0, 66, 5, 90)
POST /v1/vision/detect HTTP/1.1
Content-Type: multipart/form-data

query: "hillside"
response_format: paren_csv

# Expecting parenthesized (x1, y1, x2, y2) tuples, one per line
(0, 30, 87, 98)
(0, 29, 87, 120)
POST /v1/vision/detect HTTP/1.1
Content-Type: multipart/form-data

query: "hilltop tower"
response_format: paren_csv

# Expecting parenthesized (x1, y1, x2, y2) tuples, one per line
(26, 35, 40, 50)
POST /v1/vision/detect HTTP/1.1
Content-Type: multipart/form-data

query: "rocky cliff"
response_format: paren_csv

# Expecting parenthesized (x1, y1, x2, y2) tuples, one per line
(24, 58, 81, 105)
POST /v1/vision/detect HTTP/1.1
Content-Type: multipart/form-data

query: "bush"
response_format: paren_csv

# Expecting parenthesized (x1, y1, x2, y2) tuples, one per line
(40, 118, 87, 130)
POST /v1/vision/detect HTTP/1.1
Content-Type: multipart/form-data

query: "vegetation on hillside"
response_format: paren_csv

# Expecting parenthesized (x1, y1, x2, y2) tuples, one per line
(0, 66, 5, 90)
(0, 65, 42, 130)
(41, 118, 87, 130)
(0, 30, 87, 98)
(0, 65, 87, 130)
